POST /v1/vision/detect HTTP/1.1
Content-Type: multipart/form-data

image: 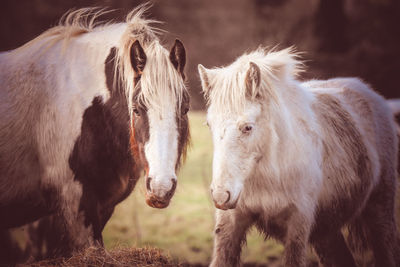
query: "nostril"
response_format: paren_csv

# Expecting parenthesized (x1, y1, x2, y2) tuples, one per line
(224, 191, 231, 204)
(171, 179, 177, 191)
(146, 177, 152, 192)
(166, 179, 177, 198)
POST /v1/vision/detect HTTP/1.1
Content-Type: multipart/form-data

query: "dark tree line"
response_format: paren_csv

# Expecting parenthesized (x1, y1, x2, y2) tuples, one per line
(1, 0, 399, 108)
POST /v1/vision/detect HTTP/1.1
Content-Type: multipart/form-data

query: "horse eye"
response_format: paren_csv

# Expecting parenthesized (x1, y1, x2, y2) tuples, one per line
(182, 107, 189, 115)
(133, 108, 140, 116)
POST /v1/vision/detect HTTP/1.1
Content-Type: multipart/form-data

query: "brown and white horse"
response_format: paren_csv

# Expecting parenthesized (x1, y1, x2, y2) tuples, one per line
(198, 47, 400, 267)
(0, 6, 189, 262)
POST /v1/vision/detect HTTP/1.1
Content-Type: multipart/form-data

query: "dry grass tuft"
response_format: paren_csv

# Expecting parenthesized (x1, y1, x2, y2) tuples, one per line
(25, 246, 180, 267)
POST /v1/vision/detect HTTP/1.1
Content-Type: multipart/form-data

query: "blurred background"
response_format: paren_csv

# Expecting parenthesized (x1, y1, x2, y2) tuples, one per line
(2, 0, 399, 266)
(2, 0, 400, 109)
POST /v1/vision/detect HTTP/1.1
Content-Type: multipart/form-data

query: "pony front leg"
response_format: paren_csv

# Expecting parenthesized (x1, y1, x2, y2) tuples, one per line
(210, 209, 254, 267)
(52, 180, 96, 257)
(282, 209, 312, 267)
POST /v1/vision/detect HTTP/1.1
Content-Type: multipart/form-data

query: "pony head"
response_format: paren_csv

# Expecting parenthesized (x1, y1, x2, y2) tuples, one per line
(112, 7, 190, 209)
(128, 39, 189, 209)
(198, 47, 302, 210)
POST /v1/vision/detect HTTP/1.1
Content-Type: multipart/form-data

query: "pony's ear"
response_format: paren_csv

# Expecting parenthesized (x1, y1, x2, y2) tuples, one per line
(170, 39, 186, 79)
(130, 40, 147, 76)
(245, 62, 261, 98)
(198, 64, 211, 94)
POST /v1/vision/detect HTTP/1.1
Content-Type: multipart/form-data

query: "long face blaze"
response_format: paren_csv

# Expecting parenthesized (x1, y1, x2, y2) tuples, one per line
(144, 108, 179, 208)
(130, 100, 189, 209)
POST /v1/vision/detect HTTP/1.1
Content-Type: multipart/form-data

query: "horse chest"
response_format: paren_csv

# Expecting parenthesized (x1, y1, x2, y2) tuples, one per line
(240, 183, 294, 217)
(69, 95, 139, 218)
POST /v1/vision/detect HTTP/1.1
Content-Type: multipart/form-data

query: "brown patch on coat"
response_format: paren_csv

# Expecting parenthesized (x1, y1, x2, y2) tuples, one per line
(311, 93, 372, 233)
(129, 123, 140, 162)
(130, 85, 150, 172)
(175, 90, 191, 170)
(130, 111, 150, 172)
(105, 46, 147, 172)
(310, 93, 372, 265)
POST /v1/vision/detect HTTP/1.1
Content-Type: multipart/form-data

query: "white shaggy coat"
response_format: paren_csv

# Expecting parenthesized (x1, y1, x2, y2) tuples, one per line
(199, 48, 399, 267)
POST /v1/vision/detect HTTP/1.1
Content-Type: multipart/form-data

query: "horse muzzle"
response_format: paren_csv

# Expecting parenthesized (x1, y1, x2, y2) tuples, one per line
(211, 189, 239, 210)
(145, 194, 171, 208)
(145, 177, 177, 209)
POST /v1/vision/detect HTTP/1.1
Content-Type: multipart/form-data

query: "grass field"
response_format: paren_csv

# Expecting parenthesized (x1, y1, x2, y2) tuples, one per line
(103, 111, 284, 265)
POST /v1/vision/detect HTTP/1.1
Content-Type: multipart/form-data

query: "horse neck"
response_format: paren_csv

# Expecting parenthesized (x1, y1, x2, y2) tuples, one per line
(276, 79, 314, 120)
(262, 80, 315, 154)
(50, 27, 130, 101)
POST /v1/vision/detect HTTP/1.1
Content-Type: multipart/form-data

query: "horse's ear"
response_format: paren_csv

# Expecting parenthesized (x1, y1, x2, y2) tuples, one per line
(130, 40, 147, 76)
(245, 62, 261, 98)
(198, 64, 211, 94)
(170, 39, 186, 79)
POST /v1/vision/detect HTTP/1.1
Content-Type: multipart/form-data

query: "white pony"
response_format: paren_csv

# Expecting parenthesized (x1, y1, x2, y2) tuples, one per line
(198, 47, 400, 267)
(0, 5, 189, 262)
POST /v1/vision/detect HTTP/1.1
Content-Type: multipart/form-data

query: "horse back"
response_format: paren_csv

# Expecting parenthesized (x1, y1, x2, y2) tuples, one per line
(308, 77, 397, 176)
(305, 78, 398, 231)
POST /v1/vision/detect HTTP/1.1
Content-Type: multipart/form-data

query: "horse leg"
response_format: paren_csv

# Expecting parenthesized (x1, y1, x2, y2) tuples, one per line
(282, 210, 312, 267)
(210, 209, 254, 267)
(310, 231, 356, 267)
(0, 229, 25, 264)
(26, 219, 47, 261)
(361, 180, 399, 267)
(27, 215, 73, 259)
(46, 181, 96, 257)
(53, 184, 114, 256)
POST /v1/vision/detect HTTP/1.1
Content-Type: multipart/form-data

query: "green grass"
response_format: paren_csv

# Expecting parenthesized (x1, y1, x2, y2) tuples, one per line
(103, 111, 283, 265)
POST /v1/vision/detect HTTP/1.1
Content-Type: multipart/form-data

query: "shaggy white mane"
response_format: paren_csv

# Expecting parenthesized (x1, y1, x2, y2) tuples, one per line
(132, 41, 187, 114)
(203, 47, 303, 114)
(112, 5, 187, 116)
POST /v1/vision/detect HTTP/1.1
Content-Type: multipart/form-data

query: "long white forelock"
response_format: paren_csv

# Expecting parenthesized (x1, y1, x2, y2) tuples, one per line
(137, 41, 186, 113)
(113, 5, 186, 119)
(205, 47, 303, 115)
(117, 40, 187, 120)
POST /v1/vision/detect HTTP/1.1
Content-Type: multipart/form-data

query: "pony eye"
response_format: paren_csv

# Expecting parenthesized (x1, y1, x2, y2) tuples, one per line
(133, 108, 140, 116)
(182, 107, 189, 115)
